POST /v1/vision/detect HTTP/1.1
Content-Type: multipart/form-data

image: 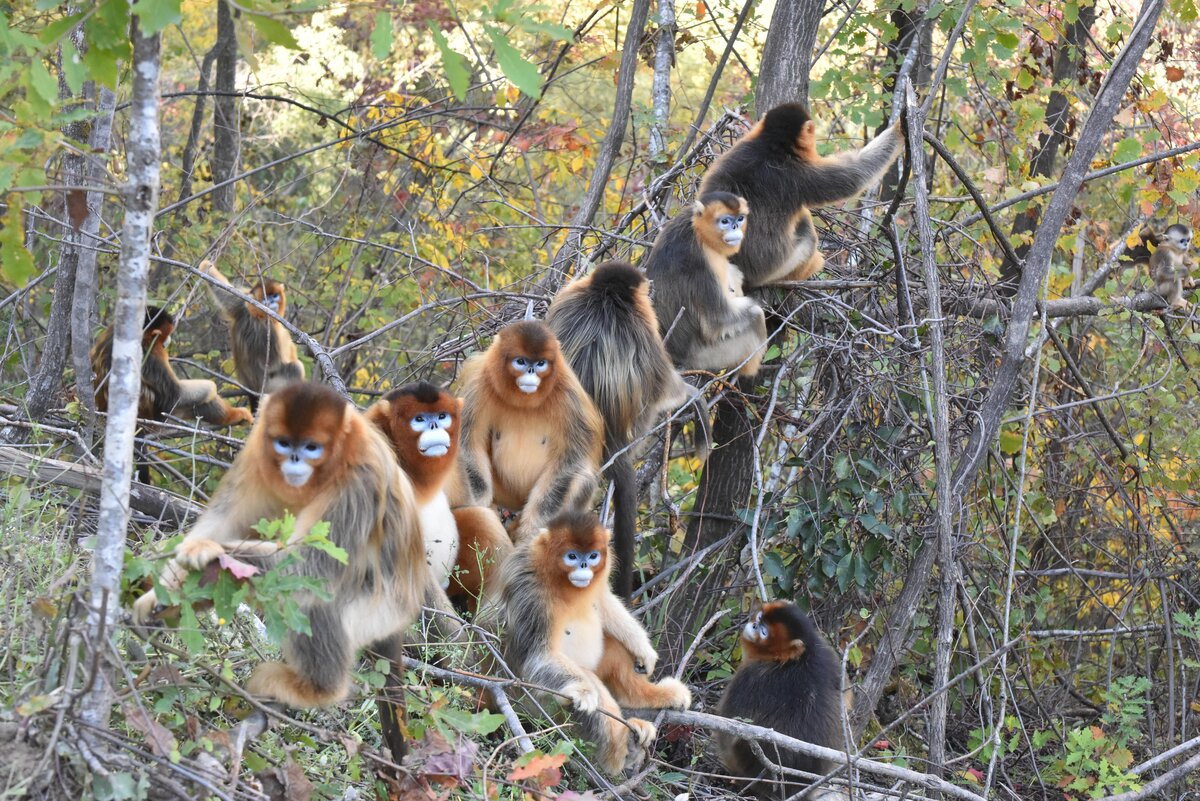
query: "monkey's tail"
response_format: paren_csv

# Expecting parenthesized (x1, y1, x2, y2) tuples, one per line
(608, 444, 637, 600)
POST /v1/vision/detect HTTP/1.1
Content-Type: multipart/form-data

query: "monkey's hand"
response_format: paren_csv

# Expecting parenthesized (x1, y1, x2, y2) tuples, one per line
(627, 636, 659, 677)
(562, 677, 602, 713)
(626, 717, 657, 748)
(654, 677, 693, 710)
(131, 589, 160, 625)
(176, 537, 227, 570)
(229, 408, 254, 426)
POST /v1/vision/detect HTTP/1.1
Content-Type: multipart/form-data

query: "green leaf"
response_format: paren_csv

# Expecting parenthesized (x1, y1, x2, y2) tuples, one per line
(62, 39, 87, 96)
(39, 12, 86, 46)
(514, 19, 573, 40)
(0, 201, 35, 287)
(247, 13, 300, 49)
(1113, 136, 1142, 163)
(372, 12, 392, 60)
(429, 24, 469, 100)
(485, 25, 541, 98)
(131, 0, 182, 36)
(29, 59, 58, 104)
(81, 43, 123, 88)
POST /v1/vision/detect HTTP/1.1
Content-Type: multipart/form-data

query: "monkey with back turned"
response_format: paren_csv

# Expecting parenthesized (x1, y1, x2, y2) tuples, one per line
(701, 103, 902, 288)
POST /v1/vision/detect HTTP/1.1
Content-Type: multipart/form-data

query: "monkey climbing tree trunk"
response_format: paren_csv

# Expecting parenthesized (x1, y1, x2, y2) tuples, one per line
(78, 14, 162, 733)
(211, 0, 239, 214)
(997, 0, 1097, 290)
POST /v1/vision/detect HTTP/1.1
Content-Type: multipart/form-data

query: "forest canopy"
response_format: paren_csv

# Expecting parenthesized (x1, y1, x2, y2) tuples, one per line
(1, 0, 1200, 799)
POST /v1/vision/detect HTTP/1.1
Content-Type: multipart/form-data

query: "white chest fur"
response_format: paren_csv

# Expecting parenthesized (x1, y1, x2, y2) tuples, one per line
(419, 491, 459, 588)
(557, 601, 604, 671)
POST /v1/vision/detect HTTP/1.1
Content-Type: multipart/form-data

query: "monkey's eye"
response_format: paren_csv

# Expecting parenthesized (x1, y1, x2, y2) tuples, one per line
(302, 442, 324, 458)
(513, 357, 528, 370)
(757, 623, 769, 639)
(563, 550, 580, 566)
(414, 415, 425, 424)
(718, 215, 735, 228)
(534, 360, 549, 373)
(585, 551, 601, 566)
(437, 413, 449, 422)
(737, 215, 746, 225)
(273, 438, 292, 454)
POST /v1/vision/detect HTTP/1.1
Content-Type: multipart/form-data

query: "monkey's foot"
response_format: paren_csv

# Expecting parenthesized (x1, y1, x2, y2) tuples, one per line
(227, 408, 254, 425)
(653, 677, 693, 710)
(246, 661, 347, 708)
(563, 678, 601, 713)
(176, 537, 227, 570)
(623, 718, 657, 772)
(131, 590, 161, 625)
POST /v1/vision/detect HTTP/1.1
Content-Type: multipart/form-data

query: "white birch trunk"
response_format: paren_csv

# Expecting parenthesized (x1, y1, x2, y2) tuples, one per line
(648, 0, 675, 159)
(78, 14, 162, 731)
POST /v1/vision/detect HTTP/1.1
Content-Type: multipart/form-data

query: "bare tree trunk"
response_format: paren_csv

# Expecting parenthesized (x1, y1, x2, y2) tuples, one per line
(998, 2, 1097, 289)
(547, 0, 651, 284)
(211, 0, 239, 214)
(648, 0, 676, 159)
(756, 0, 824, 112)
(71, 64, 119, 438)
(78, 12, 162, 732)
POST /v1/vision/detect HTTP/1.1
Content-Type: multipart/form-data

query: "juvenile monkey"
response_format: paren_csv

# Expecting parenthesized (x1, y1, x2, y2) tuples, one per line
(716, 601, 844, 797)
(1149, 223, 1193, 310)
(366, 382, 513, 611)
(497, 513, 691, 774)
(91, 306, 253, 427)
(546, 261, 694, 597)
(643, 193, 769, 376)
(700, 102, 902, 288)
(201, 259, 306, 408)
(132, 382, 434, 709)
(455, 321, 603, 543)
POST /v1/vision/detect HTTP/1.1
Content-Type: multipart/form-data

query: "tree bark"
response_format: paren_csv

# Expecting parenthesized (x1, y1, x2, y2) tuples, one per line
(756, 0, 824, 112)
(648, 0, 676, 159)
(211, 0, 239, 214)
(998, 2, 1097, 289)
(78, 11, 162, 732)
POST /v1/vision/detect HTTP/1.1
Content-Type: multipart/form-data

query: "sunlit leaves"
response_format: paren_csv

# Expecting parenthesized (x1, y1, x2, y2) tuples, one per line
(429, 24, 471, 100)
(246, 12, 301, 49)
(131, 0, 182, 36)
(0, 196, 35, 286)
(485, 25, 541, 98)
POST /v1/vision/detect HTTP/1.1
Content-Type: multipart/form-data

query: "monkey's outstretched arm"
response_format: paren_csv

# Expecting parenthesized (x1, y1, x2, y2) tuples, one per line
(598, 592, 657, 673)
(200, 260, 248, 317)
(796, 123, 902, 207)
(174, 378, 254, 426)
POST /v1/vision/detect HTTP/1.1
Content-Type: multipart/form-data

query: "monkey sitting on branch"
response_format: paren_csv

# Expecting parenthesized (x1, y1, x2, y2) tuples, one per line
(200, 259, 305, 409)
(716, 600, 846, 798)
(132, 382, 441, 711)
(493, 513, 691, 774)
(1143, 222, 1194, 310)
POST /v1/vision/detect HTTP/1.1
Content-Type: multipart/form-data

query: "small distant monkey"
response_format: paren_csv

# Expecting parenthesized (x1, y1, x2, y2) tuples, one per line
(455, 321, 603, 543)
(133, 382, 436, 709)
(1148, 223, 1193, 310)
(201, 260, 306, 408)
(91, 306, 253, 427)
(546, 261, 694, 597)
(700, 102, 902, 288)
(367, 382, 513, 611)
(496, 513, 691, 774)
(716, 601, 844, 797)
(644, 193, 769, 376)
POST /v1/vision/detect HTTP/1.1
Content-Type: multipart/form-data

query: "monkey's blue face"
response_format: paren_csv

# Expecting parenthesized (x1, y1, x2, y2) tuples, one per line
(742, 610, 770, 643)
(410, 411, 452, 457)
(718, 212, 747, 248)
(511, 356, 551, 394)
(273, 438, 326, 487)
(562, 549, 603, 587)
(263, 292, 282, 313)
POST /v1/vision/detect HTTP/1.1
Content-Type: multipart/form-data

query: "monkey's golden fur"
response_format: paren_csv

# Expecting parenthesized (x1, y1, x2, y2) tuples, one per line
(546, 261, 693, 597)
(494, 514, 691, 774)
(133, 382, 432, 708)
(366, 382, 513, 612)
(454, 321, 603, 543)
(201, 260, 305, 405)
(91, 306, 252, 427)
(1142, 223, 1194, 310)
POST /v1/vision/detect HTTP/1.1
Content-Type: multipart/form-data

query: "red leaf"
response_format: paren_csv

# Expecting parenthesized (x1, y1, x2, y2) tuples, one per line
(1166, 66, 1185, 82)
(696, 0, 707, 18)
(508, 751, 567, 783)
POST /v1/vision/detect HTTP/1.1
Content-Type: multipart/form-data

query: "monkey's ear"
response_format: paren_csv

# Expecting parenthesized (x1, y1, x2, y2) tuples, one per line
(457, 397, 465, 412)
(365, 400, 390, 425)
(690, 200, 705, 216)
(789, 638, 807, 656)
(341, 401, 356, 433)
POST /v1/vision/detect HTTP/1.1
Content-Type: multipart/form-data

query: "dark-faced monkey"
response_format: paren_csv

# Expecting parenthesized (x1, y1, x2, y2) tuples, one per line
(545, 261, 694, 597)
(716, 601, 844, 798)
(700, 102, 902, 288)
(643, 192, 769, 377)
